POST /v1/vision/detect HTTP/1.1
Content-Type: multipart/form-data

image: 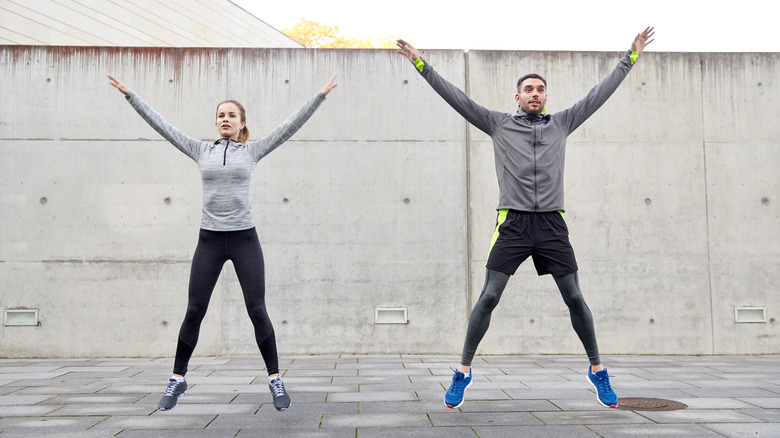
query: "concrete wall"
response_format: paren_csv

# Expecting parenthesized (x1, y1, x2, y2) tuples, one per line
(0, 46, 777, 358)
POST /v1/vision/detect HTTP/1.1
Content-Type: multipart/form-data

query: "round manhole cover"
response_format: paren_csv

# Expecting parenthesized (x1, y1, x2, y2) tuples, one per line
(617, 397, 687, 411)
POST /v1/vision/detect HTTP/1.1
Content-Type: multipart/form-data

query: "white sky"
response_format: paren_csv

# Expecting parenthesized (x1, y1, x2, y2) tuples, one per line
(232, 0, 778, 52)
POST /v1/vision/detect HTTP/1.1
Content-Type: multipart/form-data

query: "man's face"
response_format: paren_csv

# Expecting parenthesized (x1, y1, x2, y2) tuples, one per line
(515, 78, 547, 114)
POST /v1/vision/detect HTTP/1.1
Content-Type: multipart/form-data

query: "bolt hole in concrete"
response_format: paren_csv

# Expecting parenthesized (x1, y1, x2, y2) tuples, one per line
(164, 197, 171, 205)
(39, 197, 47, 204)
(761, 197, 770, 205)
(644, 198, 651, 205)
(617, 397, 687, 411)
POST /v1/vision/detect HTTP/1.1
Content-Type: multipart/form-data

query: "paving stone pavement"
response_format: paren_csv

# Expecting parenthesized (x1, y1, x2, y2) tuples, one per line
(0, 355, 778, 437)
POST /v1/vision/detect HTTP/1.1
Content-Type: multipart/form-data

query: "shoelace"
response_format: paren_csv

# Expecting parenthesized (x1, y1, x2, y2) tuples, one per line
(270, 379, 286, 397)
(597, 373, 614, 394)
(448, 368, 467, 393)
(164, 380, 179, 397)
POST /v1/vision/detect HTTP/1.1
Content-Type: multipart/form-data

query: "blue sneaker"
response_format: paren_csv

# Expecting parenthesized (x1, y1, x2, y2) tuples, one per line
(587, 367, 618, 408)
(444, 368, 472, 408)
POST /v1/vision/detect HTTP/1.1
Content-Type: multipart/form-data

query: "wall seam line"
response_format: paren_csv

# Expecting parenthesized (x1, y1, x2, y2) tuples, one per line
(700, 54, 715, 355)
(464, 50, 474, 323)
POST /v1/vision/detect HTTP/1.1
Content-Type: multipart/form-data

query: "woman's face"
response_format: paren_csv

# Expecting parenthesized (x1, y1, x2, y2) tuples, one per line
(215, 102, 245, 140)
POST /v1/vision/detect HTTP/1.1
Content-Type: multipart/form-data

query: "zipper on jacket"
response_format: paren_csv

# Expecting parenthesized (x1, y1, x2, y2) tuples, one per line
(532, 124, 539, 210)
(223, 139, 229, 166)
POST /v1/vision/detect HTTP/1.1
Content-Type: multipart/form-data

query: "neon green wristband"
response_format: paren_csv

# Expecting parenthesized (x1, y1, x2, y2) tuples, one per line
(630, 51, 639, 64)
(413, 58, 425, 73)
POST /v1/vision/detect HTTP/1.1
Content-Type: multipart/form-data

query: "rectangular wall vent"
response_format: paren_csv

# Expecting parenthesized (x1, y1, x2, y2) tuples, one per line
(375, 307, 407, 324)
(734, 306, 766, 323)
(4, 309, 39, 326)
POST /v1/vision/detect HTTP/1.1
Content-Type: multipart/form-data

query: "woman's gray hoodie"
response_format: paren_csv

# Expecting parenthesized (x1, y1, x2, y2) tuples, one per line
(125, 91, 325, 231)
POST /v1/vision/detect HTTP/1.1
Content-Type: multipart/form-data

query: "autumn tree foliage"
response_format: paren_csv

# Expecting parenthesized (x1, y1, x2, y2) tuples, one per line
(283, 18, 396, 49)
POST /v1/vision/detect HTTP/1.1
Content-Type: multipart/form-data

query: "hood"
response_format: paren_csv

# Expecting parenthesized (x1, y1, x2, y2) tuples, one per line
(515, 107, 550, 122)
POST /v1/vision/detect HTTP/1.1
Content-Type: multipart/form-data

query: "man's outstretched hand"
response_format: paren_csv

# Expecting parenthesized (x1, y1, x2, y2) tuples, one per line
(396, 39, 420, 63)
(631, 27, 655, 54)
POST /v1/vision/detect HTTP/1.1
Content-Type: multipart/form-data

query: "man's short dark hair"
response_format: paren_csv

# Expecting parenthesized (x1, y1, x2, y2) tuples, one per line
(517, 74, 547, 92)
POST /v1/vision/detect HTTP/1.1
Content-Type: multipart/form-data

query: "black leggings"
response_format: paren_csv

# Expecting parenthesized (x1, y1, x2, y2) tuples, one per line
(460, 269, 601, 367)
(173, 228, 278, 376)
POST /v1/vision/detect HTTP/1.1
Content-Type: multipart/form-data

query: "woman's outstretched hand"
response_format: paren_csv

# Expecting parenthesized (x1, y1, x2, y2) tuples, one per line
(107, 74, 130, 95)
(321, 74, 338, 96)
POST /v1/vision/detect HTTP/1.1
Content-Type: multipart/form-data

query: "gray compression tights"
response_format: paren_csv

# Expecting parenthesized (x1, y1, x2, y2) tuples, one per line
(460, 269, 601, 367)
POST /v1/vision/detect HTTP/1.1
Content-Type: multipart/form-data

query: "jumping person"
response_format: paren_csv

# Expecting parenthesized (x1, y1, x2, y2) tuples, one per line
(397, 27, 654, 409)
(107, 73, 337, 411)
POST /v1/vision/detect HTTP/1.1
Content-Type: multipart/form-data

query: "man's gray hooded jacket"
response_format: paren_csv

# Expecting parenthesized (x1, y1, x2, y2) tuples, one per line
(414, 50, 636, 212)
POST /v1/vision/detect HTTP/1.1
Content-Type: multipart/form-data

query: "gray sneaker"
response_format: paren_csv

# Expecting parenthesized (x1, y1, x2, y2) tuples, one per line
(268, 377, 291, 411)
(158, 378, 187, 411)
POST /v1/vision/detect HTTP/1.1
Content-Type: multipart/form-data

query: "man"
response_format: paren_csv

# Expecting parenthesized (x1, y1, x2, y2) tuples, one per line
(397, 27, 654, 409)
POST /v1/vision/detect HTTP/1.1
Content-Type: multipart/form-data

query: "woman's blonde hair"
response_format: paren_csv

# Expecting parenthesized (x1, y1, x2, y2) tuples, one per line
(216, 100, 249, 143)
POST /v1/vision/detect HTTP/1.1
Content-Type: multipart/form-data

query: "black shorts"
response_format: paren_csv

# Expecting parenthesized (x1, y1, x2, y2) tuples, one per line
(485, 210, 578, 276)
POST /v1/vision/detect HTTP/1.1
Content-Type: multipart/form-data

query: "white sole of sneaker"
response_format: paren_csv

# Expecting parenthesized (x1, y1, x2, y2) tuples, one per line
(444, 379, 473, 409)
(158, 390, 187, 411)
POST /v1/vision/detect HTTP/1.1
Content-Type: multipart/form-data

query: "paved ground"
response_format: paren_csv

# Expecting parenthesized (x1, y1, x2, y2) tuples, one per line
(0, 354, 778, 437)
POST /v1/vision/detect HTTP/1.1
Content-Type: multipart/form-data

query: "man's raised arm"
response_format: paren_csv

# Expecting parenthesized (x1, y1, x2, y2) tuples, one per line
(395, 39, 498, 135)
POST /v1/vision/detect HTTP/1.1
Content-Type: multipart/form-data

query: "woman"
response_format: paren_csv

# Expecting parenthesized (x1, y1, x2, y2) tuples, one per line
(108, 73, 337, 411)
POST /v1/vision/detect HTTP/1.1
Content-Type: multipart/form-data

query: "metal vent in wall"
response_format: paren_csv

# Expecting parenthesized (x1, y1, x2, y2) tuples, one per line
(4, 309, 39, 326)
(734, 306, 766, 323)
(375, 308, 407, 324)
